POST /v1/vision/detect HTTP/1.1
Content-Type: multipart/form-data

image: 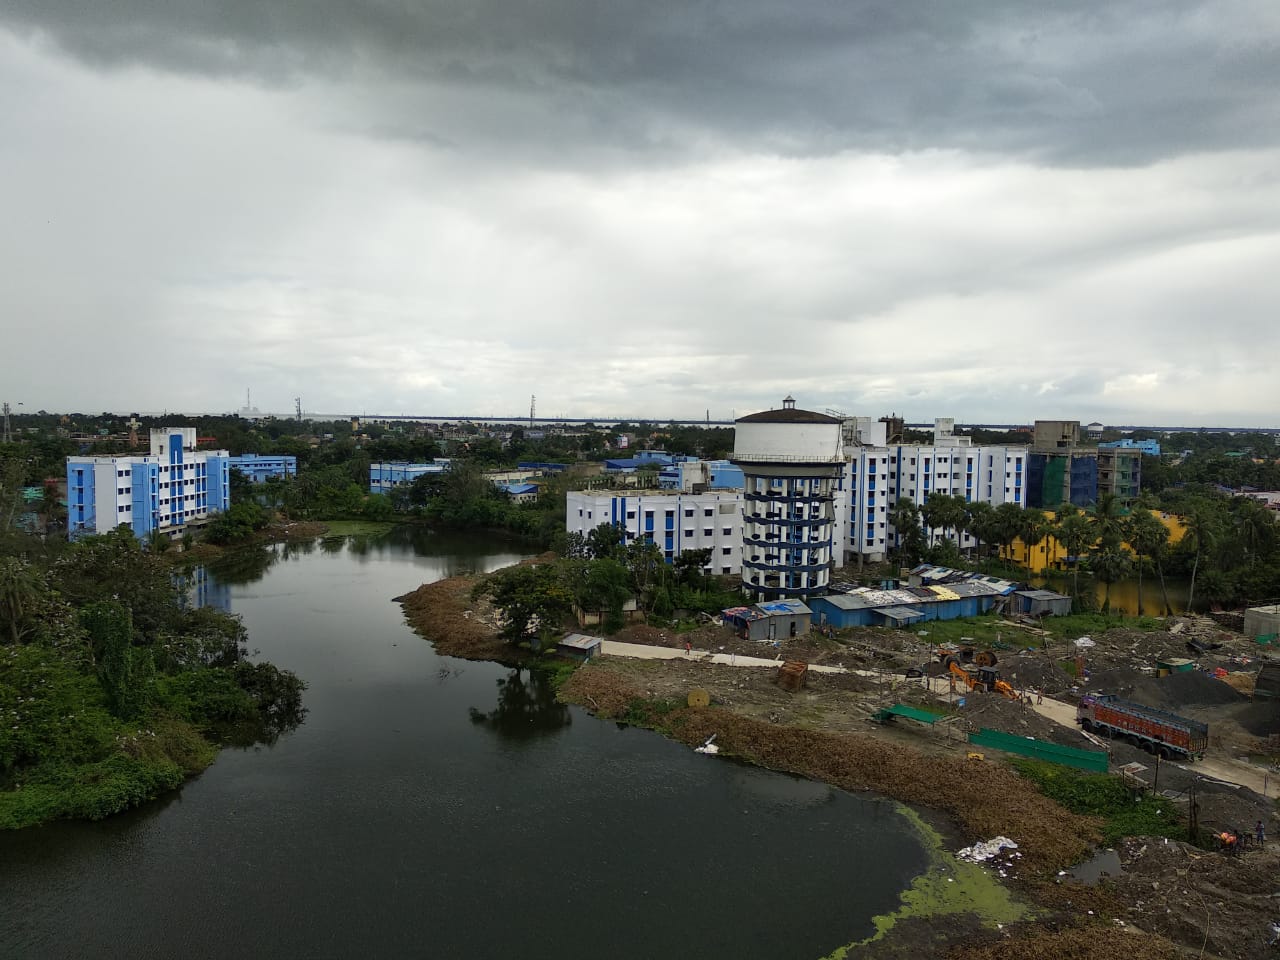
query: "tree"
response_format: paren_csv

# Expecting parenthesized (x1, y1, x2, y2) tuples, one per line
(0, 557, 41, 644)
(472, 564, 572, 643)
(1090, 492, 1126, 551)
(1181, 503, 1221, 614)
(1232, 497, 1277, 565)
(889, 498, 925, 566)
(81, 600, 154, 719)
(962, 501, 993, 558)
(585, 522, 624, 561)
(1058, 512, 1094, 603)
(1124, 510, 1170, 616)
(991, 503, 1025, 562)
(576, 558, 633, 632)
(1017, 511, 1051, 573)
(1088, 547, 1132, 615)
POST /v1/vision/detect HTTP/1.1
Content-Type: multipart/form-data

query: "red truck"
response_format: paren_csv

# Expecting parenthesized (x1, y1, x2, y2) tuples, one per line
(1077, 694, 1208, 761)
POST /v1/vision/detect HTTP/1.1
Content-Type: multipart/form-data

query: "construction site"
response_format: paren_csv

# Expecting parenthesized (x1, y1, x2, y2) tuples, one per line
(401, 567, 1280, 959)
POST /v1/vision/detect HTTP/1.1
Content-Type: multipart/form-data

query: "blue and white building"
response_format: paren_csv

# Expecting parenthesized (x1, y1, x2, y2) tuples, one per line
(1099, 437, 1161, 456)
(658, 458, 746, 493)
(565, 489, 745, 576)
(839, 418, 1027, 563)
(732, 398, 845, 601)
(228, 453, 297, 483)
(66, 428, 230, 540)
(369, 460, 452, 494)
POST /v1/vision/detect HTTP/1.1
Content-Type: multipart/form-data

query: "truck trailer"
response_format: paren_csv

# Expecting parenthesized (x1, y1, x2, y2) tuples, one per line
(1076, 694, 1208, 761)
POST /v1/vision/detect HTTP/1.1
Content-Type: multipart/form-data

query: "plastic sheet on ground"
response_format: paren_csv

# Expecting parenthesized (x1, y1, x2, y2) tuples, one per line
(957, 836, 1019, 863)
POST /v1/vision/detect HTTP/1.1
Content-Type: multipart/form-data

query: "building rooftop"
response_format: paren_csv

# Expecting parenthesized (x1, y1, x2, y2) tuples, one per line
(736, 407, 841, 425)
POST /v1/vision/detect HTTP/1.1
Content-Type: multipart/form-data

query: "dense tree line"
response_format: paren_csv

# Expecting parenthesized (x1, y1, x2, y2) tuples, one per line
(0, 526, 304, 828)
(887, 489, 1280, 614)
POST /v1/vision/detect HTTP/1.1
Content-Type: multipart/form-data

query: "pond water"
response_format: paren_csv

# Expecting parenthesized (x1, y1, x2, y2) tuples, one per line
(1032, 574, 1191, 617)
(0, 527, 929, 960)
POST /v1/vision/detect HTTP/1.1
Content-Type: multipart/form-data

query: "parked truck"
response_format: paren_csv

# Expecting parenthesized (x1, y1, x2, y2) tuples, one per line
(1076, 694, 1208, 761)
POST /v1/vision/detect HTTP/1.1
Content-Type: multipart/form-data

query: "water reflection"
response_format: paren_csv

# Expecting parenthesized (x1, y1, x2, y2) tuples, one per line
(207, 544, 279, 584)
(468, 667, 572, 740)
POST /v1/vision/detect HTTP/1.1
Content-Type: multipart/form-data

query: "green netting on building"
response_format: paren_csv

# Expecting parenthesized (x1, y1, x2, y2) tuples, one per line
(1042, 457, 1066, 508)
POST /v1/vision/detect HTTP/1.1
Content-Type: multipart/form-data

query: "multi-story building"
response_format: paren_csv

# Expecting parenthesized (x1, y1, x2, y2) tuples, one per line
(228, 453, 297, 483)
(66, 428, 230, 540)
(841, 418, 1027, 563)
(369, 460, 452, 494)
(1026, 420, 1142, 508)
(1099, 437, 1161, 456)
(1097, 447, 1142, 501)
(565, 489, 744, 575)
(732, 398, 844, 601)
(658, 458, 745, 493)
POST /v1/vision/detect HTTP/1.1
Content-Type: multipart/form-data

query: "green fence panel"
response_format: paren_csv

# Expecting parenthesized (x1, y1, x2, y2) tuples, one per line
(968, 728, 1108, 772)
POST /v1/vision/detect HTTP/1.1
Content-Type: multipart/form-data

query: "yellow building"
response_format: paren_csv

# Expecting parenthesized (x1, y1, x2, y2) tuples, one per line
(1010, 509, 1186, 574)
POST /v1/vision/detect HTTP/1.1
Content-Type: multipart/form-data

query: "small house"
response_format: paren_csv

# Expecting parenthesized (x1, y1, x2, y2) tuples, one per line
(722, 601, 812, 642)
(557, 633, 603, 661)
(1013, 589, 1073, 618)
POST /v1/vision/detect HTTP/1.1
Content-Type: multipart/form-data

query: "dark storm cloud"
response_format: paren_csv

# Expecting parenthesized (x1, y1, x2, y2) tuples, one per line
(4, 0, 1278, 165)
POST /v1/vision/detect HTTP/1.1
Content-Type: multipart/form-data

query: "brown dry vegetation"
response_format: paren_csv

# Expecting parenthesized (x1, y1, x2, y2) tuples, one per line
(559, 663, 1100, 875)
(945, 924, 1183, 960)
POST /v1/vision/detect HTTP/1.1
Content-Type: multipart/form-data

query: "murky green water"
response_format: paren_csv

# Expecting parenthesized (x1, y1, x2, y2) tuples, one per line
(0, 527, 928, 960)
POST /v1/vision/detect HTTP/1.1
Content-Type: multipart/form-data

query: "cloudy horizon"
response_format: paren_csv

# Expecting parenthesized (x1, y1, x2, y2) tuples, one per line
(2, 1, 1278, 426)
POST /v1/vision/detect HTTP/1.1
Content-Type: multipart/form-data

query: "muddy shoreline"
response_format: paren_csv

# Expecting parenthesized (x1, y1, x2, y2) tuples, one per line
(397, 569, 1212, 959)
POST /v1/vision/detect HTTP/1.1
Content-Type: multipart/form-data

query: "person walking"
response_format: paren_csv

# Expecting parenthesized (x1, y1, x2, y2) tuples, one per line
(684, 640, 692, 656)
(1257, 820, 1266, 849)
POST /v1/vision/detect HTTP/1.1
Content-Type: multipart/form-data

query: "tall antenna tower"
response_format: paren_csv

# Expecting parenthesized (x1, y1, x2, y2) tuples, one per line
(529, 394, 536, 428)
(295, 397, 303, 421)
(1, 402, 11, 445)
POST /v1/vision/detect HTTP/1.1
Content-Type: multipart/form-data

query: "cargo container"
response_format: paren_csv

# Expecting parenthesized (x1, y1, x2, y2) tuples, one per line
(1076, 694, 1208, 761)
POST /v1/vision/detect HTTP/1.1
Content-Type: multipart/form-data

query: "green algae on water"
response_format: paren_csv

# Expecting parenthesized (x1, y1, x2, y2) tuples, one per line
(822, 806, 1029, 958)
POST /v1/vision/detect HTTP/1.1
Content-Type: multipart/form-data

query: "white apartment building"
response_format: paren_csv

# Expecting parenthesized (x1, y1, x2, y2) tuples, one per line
(839, 418, 1027, 563)
(565, 489, 745, 576)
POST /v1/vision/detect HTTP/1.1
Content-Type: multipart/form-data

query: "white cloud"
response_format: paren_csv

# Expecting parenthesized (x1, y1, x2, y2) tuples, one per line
(1, 19, 1278, 427)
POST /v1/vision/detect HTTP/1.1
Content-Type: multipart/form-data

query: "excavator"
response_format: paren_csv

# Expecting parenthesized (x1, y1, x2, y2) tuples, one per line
(940, 650, 1018, 700)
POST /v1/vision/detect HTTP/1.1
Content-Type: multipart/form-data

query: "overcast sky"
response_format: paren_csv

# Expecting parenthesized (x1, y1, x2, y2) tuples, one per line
(2, 2, 1278, 426)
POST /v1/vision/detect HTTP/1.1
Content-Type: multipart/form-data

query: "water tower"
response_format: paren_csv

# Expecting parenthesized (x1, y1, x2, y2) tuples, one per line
(732, 397, 844, 601)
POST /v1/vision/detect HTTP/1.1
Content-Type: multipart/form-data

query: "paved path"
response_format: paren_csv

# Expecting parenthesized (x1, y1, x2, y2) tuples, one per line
(599, 639, 850, 673)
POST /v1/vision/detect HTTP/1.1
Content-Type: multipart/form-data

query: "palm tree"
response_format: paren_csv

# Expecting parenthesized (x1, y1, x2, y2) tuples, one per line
(1181, 503, 1221, 615)
(1090, 492, 1126, 550)
(1017, 511, 1050, 573)
(992, 502, 1025, 561)
(1089, 547, 1133, 615)
(1233, 497, 1277, 565)
(1125, 509, 1170, 616)
(890, 498, 925, 566)
(962, 501, 992, 559)
(1058, 512, 1094, 604)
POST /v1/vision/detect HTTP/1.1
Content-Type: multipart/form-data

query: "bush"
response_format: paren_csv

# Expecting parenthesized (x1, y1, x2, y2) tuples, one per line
(1011, 758, 1187, 844)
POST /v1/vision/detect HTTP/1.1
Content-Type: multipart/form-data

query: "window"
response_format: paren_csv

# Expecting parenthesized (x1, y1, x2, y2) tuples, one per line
(722, 527, 731, 535)
(684, 529, 694, 538)
(684, 509, 694, 518)
(703, 528, 712, 536)
(722, 547, 731, 555)
(721, 566, 732, 575)
(704, 508, 713, 517)
(626, 511, 635, 519)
